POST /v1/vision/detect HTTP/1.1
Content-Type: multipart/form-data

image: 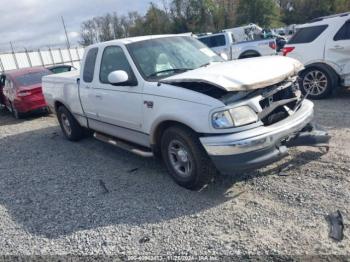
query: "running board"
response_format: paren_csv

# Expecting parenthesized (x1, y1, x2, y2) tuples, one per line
(93, 132, 154, 158)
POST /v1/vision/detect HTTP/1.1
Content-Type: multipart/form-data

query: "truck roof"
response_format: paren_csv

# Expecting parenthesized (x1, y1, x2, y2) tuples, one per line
(298, 12, 350, 28)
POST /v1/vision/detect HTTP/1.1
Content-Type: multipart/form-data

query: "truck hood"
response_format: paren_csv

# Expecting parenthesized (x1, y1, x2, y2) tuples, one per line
(160, 56, 304, 92)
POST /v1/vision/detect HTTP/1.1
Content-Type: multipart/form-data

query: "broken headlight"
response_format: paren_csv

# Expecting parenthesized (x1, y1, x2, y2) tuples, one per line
(212, 106, 258, 129)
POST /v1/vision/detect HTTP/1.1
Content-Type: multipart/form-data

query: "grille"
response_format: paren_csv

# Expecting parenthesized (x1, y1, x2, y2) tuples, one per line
(259, 79, 301, 126)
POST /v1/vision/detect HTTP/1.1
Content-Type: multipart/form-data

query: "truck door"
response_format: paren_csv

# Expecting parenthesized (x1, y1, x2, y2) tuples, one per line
(79, 47, 99, 119)
(325, 20, 350, 83)
(93, 45, 143, 132)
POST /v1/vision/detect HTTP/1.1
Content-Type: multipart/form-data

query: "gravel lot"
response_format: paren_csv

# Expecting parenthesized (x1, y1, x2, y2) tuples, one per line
(0, 90, 349, 259)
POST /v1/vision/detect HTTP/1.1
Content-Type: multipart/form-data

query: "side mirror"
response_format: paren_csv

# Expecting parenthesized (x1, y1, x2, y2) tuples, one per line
(108, 70, 129, 85)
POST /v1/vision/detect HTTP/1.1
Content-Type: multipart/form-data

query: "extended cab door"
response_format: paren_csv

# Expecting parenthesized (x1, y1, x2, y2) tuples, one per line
(325, 20, 350, 82)
(93, 45, 143, 132)
(79, 47, 99, 119)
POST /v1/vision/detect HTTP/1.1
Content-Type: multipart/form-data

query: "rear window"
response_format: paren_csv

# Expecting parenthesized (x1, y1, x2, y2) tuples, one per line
(288, 25, 328, 44)
(83, 48, 98, 83)
(15, 70, 51, 86)
(334, 21, 350, 41)
(199, 35, 226, 48)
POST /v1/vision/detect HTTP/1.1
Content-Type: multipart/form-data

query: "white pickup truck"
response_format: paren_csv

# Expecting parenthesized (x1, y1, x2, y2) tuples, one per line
(43, 35, 330, 190)
(197, 31, 278, 60)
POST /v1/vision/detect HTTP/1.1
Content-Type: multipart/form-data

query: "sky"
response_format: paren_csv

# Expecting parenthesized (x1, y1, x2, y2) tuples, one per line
(0, 0, 160, 52)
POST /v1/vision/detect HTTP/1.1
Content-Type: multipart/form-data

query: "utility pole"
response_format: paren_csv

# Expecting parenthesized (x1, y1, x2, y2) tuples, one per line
(61, 16, 71, 49)
(10, 41, 15, 53)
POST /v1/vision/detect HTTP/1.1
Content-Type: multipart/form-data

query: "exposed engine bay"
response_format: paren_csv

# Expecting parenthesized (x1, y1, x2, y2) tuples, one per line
(172, 76, 302, 127)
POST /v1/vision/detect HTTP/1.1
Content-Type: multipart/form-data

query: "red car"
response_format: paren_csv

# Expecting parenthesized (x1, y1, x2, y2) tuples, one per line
(0, 67, 52, 118)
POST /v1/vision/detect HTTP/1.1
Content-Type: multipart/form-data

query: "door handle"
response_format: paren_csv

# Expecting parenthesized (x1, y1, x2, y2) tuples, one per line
(95, 94, 103, 99)
(85, 86, 91, 89)
(333, 45, 344, 50)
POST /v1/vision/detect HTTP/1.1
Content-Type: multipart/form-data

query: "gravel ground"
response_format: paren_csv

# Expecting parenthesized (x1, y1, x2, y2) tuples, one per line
(0, 90, 349, 260)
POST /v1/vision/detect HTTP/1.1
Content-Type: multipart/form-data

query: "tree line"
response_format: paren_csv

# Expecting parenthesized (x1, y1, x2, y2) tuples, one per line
(79, 0, 350, 46)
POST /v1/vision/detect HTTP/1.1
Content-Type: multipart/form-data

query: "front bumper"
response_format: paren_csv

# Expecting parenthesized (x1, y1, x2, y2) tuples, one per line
(200, 100, 330, 174)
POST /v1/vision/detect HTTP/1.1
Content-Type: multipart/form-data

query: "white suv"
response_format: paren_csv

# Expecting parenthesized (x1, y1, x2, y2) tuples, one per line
(283, 12, 350, 99)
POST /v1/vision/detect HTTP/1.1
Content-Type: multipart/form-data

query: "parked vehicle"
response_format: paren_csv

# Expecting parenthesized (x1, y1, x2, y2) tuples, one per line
(43, 35, 330, 190)
(47, 65, 77, 74)
(283, 12, 350, 99)
(197, 31, 277, 60)
(197, 24, 282, 60)
(0, 75, 6, 107)
(1, 67, 51, 118)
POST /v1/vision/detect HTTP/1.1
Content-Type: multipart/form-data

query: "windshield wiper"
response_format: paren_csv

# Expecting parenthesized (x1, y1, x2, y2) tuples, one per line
(199, 62, 211, 68)
(148, 68, 192, 78)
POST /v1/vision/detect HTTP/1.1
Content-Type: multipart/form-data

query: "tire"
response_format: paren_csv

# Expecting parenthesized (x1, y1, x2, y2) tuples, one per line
(57, 106, 84, 141)
(299, 66, 338, 100)
(9, 101, 21, 119)
(161, 126, 216, 190)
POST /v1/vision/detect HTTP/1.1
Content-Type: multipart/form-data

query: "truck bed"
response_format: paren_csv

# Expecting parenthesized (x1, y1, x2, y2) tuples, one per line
(42, 70, 85, 123)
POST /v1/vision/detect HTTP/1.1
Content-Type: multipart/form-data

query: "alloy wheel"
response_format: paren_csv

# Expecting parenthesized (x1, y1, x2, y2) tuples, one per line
(303, 70, 328, 96)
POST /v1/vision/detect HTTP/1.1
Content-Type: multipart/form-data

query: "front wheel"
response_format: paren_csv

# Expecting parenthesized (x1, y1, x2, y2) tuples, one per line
(299, 67, 338, 100)
(57, 106, 84, 141)
(161, 126, 216, 190)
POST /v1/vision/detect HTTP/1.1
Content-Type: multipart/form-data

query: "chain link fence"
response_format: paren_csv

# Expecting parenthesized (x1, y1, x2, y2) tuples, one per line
(0, 47, 84, 72)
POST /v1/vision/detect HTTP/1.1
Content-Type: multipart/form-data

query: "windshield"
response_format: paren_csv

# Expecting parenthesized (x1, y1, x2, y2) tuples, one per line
(127, 36, 223, 80)
(15, 70, 51, 87)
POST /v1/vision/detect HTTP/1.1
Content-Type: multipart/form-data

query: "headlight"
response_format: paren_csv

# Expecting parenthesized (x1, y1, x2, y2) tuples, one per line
(229, 106, 258, 127)
(212, 106, 258, 129)
(212, 111, 234, 129)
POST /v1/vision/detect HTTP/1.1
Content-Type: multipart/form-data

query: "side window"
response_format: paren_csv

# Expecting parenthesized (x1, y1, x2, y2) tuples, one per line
(99, 46, 137, 85)
(199, 37, 211, 47)
(83, 48, 98, 83)
(213, 35, 226, 47)
(288, 25, 328, 44)
(199, 35, 226, 48)
(52, 67, 71, 74)
(334, 21, 350, 41)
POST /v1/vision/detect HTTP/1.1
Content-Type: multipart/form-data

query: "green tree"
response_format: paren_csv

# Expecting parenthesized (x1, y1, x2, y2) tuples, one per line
(141, 3, 172, 35)
(282, 0, 350, 25)
(236, 0, 282, 27)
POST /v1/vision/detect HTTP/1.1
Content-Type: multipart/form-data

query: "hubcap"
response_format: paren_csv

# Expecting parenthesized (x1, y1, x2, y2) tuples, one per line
(168, 140, 193, 178)
(61, 114, 72, 136)
(303, 70, 328, 96)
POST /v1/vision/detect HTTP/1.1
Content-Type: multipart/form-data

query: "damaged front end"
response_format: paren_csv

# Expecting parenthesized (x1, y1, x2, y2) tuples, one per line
(197, 77, 331, 174)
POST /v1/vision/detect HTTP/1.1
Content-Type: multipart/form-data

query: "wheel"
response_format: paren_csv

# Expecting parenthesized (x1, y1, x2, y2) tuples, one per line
(9, 101, 21, 119)
(161, 126, 216, 190)
(299, 66, 338, 100)
(44, 107, 52, 115)
(57, 106, 84, 141)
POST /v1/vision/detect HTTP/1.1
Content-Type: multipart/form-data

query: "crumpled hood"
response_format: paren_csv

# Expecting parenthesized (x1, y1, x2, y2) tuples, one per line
(161, 56, 304, 92)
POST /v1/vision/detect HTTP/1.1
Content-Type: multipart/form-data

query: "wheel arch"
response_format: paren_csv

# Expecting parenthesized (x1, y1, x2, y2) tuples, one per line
(150, 120, 199, 157)
(238, 50, 261, 59)
(303, 62, 340, 82)
(54, 100, 71, 113)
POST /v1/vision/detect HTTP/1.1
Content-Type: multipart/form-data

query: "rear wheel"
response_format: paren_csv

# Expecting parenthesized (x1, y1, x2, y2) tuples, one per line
(57, 106, 84, 141)
(9, 101, 21, 119)
(161, 126, 216, 190)
(299, 66, 338, 100)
